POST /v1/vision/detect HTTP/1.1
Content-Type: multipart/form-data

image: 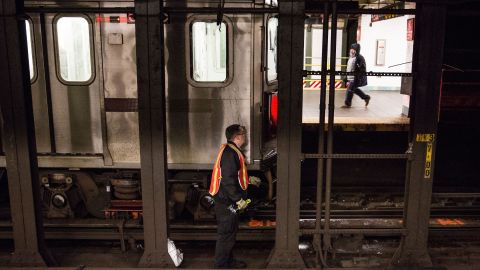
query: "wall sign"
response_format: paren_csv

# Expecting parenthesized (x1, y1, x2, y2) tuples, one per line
(371, 2, 405, 22)
(375, 39, 386, 66)
(415, 133, 435, 180)
(407, 18, 415, 41)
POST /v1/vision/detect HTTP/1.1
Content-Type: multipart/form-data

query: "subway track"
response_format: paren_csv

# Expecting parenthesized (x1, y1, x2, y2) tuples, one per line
(1, 216, 479, 243)
(0, 192, 480, 243)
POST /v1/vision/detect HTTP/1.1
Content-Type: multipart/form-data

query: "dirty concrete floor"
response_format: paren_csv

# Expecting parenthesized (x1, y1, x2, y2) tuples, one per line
(54, 241, 275, 268)
(302, 90, 409, 124)
(0, 240, 278, 268)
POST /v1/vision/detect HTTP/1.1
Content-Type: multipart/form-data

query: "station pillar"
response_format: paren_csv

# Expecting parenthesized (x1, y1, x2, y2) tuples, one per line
(391, 2, 447, 268)
(267, 0, 306, 268)
(134, 0, 174, 267)
(0, 0, 55, 266)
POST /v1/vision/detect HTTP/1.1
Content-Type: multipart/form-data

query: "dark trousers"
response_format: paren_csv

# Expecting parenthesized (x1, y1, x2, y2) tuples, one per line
(345, 81, 369, 106)
(214, 202, 239, 268)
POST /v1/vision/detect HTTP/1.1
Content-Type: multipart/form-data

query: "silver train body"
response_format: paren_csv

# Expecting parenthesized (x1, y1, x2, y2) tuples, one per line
(0, 1, 275, 171)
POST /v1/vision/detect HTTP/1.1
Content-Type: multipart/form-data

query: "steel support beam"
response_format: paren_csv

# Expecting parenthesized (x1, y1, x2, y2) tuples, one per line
(135, 0, 174, 267)
(314, 1, 329, 267)
(0, 0, 55, 266)
(23, 7, 279, 14)
(391, 3, 447, 268)
(323, 1, 338, 257)
(267, 0, 306, 268)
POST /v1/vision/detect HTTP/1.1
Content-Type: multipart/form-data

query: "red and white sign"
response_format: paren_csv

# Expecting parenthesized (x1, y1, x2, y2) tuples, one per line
(96, 14, 135, 24)
(303, 80, 343, 90)
(407, 18, 415, 41)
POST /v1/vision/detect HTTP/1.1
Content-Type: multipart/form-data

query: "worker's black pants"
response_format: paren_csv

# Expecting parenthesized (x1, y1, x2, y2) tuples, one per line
(214, 202, 238, 268)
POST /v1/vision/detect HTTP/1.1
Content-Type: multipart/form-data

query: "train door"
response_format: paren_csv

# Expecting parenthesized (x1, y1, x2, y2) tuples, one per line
(98, 13, 138, 165)
(165, 12, 253, 167)
(263, 14, 278, 140)
(43, 13, 103, 154)
(24, 15, 53, 153)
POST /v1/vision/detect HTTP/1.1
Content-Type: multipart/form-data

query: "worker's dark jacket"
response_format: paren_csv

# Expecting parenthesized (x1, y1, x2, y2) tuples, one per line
(353, 54, 368, 88)
(213, 142, 246, 205)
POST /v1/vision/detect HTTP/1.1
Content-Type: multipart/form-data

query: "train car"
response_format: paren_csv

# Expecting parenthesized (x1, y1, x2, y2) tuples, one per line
(0, 1, 271, 169)
(0, 0, 280, 220)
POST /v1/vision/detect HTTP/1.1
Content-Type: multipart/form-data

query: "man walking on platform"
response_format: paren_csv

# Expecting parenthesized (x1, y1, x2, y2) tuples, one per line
(343, 43, 371, 107)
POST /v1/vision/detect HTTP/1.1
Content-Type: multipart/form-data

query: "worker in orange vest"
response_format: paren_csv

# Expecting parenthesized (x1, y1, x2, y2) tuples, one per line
(210, 124, 254, 269)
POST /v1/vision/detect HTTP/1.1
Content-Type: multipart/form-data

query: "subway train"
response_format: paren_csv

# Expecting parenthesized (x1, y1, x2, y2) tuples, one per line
(1, 0, 475, 224)
(0, 0, 286, 220)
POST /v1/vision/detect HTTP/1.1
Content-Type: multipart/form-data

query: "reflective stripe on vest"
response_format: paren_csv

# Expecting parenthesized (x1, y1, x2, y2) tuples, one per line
(209, 143, 249, 196)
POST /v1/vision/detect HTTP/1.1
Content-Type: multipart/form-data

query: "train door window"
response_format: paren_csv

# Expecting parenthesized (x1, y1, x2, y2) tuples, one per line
(266, 17, 278, 83)
(186, 16, 233, 87)
(265, 0, 278, 6)
(54, 16, 94, 84)
(25, 19, 36, 82)
(192, 22, 226, 82)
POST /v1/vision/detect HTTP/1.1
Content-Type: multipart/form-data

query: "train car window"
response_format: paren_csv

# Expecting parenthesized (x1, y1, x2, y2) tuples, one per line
(191, 21, 227, 82)
(267, 17, 278, 83)
(265, 0, 278, 6)
(25, 19, 36, 82)
(186, 15, 233, 87)
(54, 16, 93, 84)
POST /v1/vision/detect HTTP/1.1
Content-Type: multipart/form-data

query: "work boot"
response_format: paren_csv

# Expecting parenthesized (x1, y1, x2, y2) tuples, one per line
(364, 95, 371, 106)
(229, 259, 247, 269)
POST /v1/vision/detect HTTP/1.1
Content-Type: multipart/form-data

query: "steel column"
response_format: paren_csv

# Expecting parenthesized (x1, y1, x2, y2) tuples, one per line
(135, 0, 173, 267)
(267, 0, 306, 268)
(314, 1, 329, 267)
(391, 3, 447, 268)
(0, 0, 55, 266)
(323, 2, 338, 258)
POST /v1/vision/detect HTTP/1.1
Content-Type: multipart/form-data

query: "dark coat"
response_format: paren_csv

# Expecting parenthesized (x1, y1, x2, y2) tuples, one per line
(353, 54, 368, 88)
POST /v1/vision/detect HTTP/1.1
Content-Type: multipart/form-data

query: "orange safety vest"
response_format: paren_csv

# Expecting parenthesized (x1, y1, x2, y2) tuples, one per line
(209, 143, 249, 196)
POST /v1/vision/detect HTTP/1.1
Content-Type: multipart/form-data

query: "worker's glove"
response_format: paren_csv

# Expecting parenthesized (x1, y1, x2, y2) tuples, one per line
(236, 199, 249, 211)
(249, 176, 262, 187)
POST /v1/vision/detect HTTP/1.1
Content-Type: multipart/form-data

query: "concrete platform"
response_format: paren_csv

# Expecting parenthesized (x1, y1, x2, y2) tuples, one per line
(302, 90, 410, 131)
